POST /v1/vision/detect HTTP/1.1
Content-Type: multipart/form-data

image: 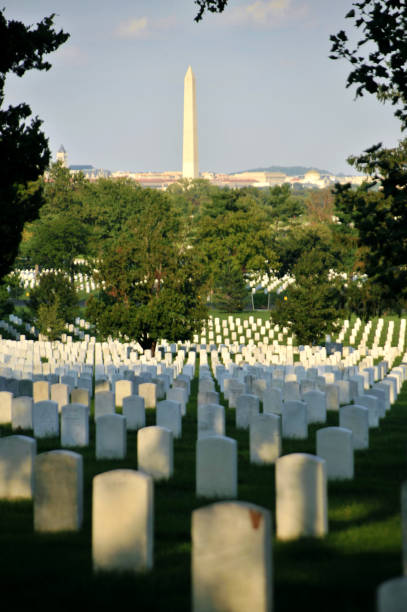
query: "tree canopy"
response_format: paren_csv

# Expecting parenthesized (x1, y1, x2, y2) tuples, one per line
(194, 0, 228, 22)
(330, 0, 407, 314)
(272, 249, 343, 345)
(86, 192, 207, 353)
(330, 0, 407, 129)
(0, 10, 68, 280)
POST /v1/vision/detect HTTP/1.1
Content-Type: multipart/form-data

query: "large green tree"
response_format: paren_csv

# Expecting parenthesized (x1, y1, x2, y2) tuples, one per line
(195, 189, 278, 289)
(86, 194, 207, 354)
(330, 1, 407, 312)
(272, 249, 343, 345)
(0, 10, 69, 280)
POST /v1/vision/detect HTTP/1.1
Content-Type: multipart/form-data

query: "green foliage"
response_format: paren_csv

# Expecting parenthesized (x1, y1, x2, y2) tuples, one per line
(264, 184, 305, 227)
(86, 194, 207, 352)
(213, 264, 249, 312)
(22, 214, 90, 276)
(334, 140, 407, 312)
(166, 178, 213, 218)
(195, 189, 278, 287)
(330, 2, 407, 313)
(35, 295, 66, 341)
(194, 0, 228, 22)
(272, 249, 343, 345)
(30, 272, 78, 324)
(330, 0, 407, 129)
(276, 224, 347, 277)
(0, 10, 69, 281)
(0, 282, 13, 320)
(41, 162, 87, 218)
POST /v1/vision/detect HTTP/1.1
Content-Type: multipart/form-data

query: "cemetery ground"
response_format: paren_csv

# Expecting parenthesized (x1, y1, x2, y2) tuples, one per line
(0, 359, 406, 611)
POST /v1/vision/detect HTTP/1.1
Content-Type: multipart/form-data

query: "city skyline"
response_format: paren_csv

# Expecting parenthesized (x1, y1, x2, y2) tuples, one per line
(3, 0, 404, 175)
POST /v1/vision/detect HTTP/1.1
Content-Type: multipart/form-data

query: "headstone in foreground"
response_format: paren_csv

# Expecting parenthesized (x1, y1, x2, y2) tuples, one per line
(402, 481, 407, 576)
(192, 501, 272, 612)
(92, 469, 153, 572)
(377, 576, 407, 612)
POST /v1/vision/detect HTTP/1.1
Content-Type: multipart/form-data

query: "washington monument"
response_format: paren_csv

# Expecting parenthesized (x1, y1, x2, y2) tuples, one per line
(182, 66, 199, 179)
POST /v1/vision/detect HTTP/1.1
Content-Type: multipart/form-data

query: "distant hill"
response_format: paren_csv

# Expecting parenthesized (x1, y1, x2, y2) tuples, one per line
(231, 165, 333, 176)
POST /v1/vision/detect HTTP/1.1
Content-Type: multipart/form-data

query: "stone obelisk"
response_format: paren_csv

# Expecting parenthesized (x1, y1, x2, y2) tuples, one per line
(182, 66, 199, 179)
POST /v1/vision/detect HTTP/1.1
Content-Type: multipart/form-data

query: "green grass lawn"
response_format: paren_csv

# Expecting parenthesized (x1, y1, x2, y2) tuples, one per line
(0, 367, 406, 610)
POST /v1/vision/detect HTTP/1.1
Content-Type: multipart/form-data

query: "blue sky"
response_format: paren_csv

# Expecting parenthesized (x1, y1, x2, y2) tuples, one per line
(4, 0, 404, 174)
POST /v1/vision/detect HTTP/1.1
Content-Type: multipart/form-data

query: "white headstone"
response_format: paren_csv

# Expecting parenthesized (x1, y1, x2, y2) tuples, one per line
(33, 380, 49, 403)
(50, 383, 69, 413)
(92, 469, 153, 572)
(367, 388, 386, 417)
(325, 384, 340, 411)
(302, 390, 326, 424)
(354, 395, 380, 427)
(236, 394, 260, 430)
(71, 387, 90, 407)
(197, 403, 225, 439)
(337, 380, 351, 404)
(282, 400, 307, 439)
(166, 386, 187, 416)
(34, 450, 83, 532)
(263, 388, 283, 415)
(339, 405, 369, 450)
(196, 436, 237, 498)
(374, 382, 391, 411)
(115, 379, 133, 408)
(283, 381, 300, 401)
(0, 435, 36, 499)
(316, 427, 353, 480)
(199, 378, 215, 393)
(156, 400, 182, 439)
(94, 391, 115, 420)
(11, 396, 33, 430)
(377, 576, 407, 612)
(402, 480, 407, 576)
(138, 382, 157, 409)
(250, 413, 281, 464)
(276, 453, 327, 540)
(137, 426, 173, 481)
(96, 414, 126, 459)
(33, 400, 59, 438)
(122, 395, 145, 430)
(0, 390, 13, 424)
(192, 501, 272, 612)
(61, 403, 89, 447)
(198, 390, 219, 406)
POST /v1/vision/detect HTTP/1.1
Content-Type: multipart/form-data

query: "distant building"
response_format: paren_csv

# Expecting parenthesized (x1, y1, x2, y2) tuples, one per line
(56, 144, 67, 167)
(69, 165, 111, 180)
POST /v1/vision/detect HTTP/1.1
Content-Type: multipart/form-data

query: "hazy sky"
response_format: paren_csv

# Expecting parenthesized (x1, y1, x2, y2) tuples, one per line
(4, 0, 404, 174)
